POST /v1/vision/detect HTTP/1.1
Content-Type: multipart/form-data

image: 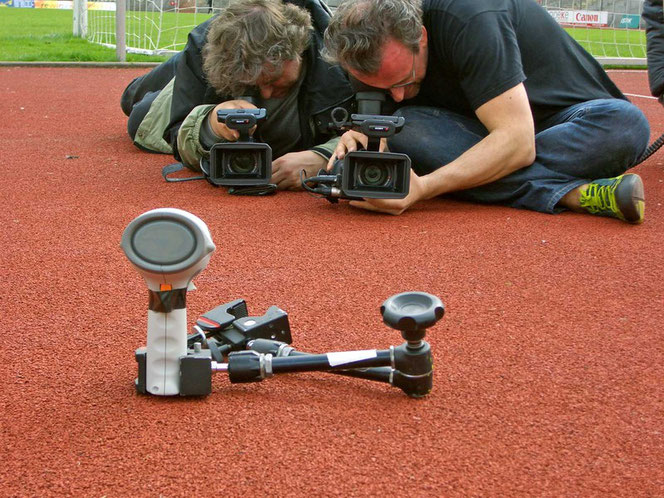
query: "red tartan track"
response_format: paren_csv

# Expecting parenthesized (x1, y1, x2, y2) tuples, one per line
(0, 67, 662, 496)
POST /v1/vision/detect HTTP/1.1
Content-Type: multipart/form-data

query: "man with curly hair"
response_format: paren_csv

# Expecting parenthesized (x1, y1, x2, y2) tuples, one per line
(121, 0, 354, 189)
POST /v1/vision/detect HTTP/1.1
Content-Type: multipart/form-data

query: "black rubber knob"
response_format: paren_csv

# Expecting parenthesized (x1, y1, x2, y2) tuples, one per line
(380, 292, 445, 333)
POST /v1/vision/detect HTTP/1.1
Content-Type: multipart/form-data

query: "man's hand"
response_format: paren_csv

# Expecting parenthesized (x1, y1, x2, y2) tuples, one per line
(349, 169, 429, 215)
(208, 99, 258, 141)
(326, 130, 388, 170)
(272, 150, 328, 190)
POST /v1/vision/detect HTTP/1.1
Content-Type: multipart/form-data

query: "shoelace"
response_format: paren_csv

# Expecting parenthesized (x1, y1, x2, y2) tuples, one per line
(579, 180, 619, 215)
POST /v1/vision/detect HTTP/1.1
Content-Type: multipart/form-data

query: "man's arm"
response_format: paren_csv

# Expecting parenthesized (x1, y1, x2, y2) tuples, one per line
(421, 83, 535, 194)
(176, 104, 216, 171)
(271, 136, 340, 190)
(165, 18, 217, 158)
(177, 99, 259, 171)
(350, 83, 536, 215)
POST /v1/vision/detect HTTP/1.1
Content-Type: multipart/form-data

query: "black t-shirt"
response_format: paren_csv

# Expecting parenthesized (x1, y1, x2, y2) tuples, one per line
(412, 0, 626, 126)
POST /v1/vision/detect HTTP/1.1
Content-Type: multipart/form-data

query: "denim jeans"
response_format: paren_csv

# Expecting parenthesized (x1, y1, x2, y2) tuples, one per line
(387, 99, 650, 213)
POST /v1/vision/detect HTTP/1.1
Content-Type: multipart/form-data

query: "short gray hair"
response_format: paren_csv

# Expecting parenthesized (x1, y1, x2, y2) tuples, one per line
(203, 0, 312, 96)
(323, 0, 423, 75)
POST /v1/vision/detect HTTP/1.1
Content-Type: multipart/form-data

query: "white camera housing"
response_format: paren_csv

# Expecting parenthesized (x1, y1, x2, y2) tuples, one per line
(121, 208, 215, 395)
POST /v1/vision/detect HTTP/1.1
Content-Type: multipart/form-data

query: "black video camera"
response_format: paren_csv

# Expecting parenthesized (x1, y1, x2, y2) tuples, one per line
(302, 92, 411, 201)
(206, 108, 272, 186)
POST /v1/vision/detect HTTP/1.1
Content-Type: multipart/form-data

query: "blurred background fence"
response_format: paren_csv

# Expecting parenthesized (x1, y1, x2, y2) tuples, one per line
(0, 0, 649, 66)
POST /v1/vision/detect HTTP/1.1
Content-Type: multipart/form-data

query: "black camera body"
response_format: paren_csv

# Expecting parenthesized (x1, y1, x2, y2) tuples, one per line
(207, 108, 272, 186)
(304, 92, 411, 201)
(335, 113, 411, 199)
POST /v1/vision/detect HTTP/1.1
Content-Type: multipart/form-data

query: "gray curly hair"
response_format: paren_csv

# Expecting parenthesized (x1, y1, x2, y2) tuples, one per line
(203, 0, 313, 96)
(323, 0, 423, 75)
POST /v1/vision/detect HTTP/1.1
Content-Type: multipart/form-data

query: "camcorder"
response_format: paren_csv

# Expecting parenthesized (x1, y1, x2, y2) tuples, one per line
(302, 92, 411, 202)
(204, 107, 272, 187)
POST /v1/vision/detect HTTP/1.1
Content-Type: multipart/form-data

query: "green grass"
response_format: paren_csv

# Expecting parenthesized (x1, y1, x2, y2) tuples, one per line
(0, 9, 172, 62)
(123, 11, 214, 52)
(0, 7, 648, 63)
(567, 26, 646, 59)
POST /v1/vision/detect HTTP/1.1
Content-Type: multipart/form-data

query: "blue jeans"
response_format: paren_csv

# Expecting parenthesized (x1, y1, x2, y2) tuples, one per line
(387, 99, 650, 213)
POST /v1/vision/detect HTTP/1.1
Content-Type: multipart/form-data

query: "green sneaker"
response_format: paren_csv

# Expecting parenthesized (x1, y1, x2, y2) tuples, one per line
(579, 174, 645, 224)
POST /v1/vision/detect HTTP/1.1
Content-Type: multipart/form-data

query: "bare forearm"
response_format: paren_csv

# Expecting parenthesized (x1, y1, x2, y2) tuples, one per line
(420, 129, 535, 199)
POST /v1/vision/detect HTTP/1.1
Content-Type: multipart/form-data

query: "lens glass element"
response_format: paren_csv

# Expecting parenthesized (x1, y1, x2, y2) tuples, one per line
(228, 152, 259, 175)
(357, 162, 392, 187)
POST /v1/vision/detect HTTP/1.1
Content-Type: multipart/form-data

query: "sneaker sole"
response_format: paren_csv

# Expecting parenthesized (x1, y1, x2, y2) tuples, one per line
(615, 174, 645, 224)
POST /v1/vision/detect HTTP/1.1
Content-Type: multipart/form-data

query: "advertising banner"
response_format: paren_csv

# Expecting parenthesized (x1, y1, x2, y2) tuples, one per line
(547, 9, 609, 27)
(87, 0, 114, 10)
(618, 14, 641, 29)
(13, 0, 115, 9)
(34, 0, 72, 8)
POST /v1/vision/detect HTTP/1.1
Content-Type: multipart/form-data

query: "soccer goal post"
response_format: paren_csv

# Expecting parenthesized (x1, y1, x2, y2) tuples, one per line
(79, 0, 647, 66)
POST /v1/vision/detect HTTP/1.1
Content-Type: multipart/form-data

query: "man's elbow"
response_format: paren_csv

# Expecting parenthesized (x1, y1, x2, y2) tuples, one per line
(521, 139, 537, 166)
(510, 132, 536, 171)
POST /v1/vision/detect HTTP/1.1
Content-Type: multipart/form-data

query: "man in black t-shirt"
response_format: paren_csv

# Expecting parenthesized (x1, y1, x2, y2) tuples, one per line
(323, 0, 650, 223)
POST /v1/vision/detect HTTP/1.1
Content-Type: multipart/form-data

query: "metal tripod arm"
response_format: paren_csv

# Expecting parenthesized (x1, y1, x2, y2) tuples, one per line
(222, 349, 393, 383)
(246, 339, 392, 383)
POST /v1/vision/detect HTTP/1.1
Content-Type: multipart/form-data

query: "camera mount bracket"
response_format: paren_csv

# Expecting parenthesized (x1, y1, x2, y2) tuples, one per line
(208, 291, 443, 397)
(125, 209, 444, 399)
(133, 292, 444, 398)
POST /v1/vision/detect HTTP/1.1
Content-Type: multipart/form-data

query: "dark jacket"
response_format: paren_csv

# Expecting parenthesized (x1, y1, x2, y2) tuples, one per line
(122, 0, 354, 161)
(643, 0, 664, 101)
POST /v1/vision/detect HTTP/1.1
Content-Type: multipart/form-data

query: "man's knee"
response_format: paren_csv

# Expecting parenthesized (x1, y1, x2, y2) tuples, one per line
(388, 106, 487, 173)
(597, 99, 650, 155)
(121, 76, 142, 117)
(121, 54, 179, 117)
(127, 109, 143, 142)
(126, 91, 160, 141)
(621, 102, 650, 158)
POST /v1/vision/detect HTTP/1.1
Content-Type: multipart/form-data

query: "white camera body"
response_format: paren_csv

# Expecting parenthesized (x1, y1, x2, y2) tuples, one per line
(121, 208, 215, 395)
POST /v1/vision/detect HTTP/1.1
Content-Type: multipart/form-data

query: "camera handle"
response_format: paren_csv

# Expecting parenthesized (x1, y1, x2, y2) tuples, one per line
(216, 108, 267, 142)
(330, 106, 406, 153)
(353, 114, 405, 152)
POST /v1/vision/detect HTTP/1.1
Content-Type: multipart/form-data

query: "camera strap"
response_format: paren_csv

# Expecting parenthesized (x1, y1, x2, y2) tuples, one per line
(161, 162, 205, 182)
(161, 161, 277, 196)
(228, 184, 277, 196)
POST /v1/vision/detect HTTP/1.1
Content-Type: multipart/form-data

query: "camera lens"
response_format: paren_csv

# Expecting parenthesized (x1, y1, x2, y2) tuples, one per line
(228, 152, 259, 175)
(358, 162, 391, 187)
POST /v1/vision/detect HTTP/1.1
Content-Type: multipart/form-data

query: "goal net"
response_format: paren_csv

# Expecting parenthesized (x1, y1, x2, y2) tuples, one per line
(86, 0, 224, 55)
(83, 0, 647, 64)
(538, 0, 646, 65)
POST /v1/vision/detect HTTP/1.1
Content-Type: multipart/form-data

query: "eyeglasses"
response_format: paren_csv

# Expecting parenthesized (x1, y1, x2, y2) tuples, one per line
(389, 51, 416, 89)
